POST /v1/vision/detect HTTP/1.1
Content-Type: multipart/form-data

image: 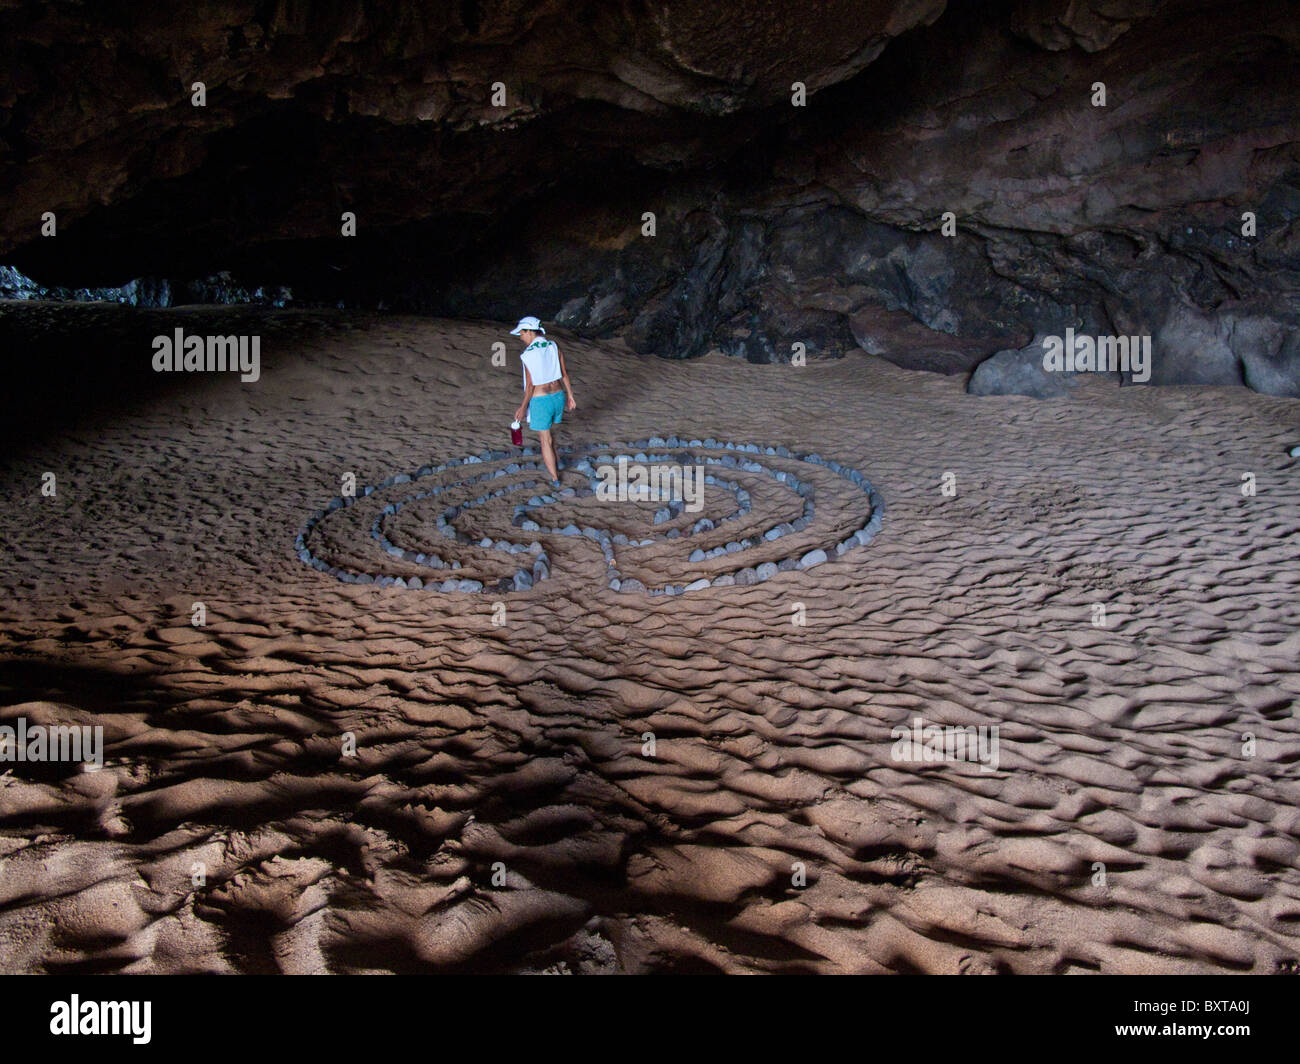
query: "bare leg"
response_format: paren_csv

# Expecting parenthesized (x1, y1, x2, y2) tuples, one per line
(538, 429, 559, 481)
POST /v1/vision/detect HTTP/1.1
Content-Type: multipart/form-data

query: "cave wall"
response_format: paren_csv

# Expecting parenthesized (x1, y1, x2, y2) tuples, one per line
(426, 0, 1300, 393)
(2, 0, 1298, 393)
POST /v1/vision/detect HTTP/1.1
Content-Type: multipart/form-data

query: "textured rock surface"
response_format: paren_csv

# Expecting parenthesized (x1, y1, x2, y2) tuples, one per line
(0, 0, 945, 269)
(1, 0, 1298, 391)
(969, 333, 1083, 398)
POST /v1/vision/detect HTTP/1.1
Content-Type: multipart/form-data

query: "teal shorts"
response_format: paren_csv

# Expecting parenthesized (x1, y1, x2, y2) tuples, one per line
(528, 390, 565, 431)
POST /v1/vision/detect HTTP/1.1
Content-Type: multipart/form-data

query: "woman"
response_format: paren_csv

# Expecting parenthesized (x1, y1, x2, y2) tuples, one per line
(511, 315, 577, 488)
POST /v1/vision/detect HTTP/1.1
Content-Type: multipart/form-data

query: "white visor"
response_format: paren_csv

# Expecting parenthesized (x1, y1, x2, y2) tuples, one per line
(510, 315, 544, 336)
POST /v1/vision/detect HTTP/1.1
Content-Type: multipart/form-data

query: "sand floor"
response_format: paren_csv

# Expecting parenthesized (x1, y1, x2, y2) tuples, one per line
(1, 303, 1298, 973)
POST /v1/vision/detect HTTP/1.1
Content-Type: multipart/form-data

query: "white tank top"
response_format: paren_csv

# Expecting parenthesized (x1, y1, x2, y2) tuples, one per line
(520, 338, 562, 388)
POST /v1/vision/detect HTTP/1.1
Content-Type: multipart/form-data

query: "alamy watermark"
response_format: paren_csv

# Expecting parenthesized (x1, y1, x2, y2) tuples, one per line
(152, 328, 260, 382)
(891, 716, 1000, 773)
(50, 995, 150, 1044)
(1042, 328, 1151, 382)
(595, 456, 704, 512)
(0, 717, 103, 770)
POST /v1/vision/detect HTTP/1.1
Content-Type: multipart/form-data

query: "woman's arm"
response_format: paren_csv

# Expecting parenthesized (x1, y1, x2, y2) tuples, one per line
(557, 344, 577, 410)
(515, 365, 534, 423)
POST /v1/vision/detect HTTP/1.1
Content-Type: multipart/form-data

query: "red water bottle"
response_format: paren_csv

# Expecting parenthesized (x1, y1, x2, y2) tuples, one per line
(510, 420, 523, 446)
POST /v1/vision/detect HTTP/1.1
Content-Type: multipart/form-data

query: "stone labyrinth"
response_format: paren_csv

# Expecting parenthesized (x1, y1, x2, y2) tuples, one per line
(297, 438, 885, 595)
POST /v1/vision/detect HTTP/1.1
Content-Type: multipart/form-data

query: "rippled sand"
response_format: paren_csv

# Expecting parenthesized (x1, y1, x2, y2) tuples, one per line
(1, 304, 1298, 974)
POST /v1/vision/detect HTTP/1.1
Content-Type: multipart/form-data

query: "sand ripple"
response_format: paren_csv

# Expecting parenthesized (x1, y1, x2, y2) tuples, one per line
(0, 308, 1297, 973)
